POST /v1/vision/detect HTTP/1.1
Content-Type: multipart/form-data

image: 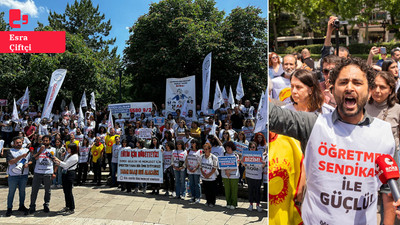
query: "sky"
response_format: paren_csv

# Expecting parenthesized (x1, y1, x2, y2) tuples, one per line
(0, 0, 267, 56)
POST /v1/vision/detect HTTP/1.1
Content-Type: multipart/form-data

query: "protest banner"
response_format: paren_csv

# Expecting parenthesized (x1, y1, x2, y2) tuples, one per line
(138, 128, 152, 139)
(117, 148, 163, 183)
(165, 75, 196, 115)
(108, 102, 152, 118)
(218, 156, 238, 169)
(0, 99, 8, 106)
(153, 117, 165, 126)
(234, 141, 248, 153)
(242, 150, 263, 165)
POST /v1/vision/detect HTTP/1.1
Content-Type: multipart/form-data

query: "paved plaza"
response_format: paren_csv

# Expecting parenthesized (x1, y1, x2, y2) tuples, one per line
(0, 185, 267, 225)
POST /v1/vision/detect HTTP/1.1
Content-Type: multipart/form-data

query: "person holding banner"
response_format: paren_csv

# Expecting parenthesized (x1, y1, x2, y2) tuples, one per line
(242, 142, 265, 212)
(110, 136, 121, 187)
(221, 141, 240, 210)
(185, 139, 202, 203)
(172, 140, 187, 199)
(120, 139, 133, 193)
(6, 136, 31, 216)
(135, 139, 148, 194)
(163, 141, 175, 197)
(200, 143, 219, 207)
(149, 137, 163, 195)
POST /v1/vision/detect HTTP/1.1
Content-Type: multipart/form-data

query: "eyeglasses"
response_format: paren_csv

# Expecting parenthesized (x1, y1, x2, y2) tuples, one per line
(322, 69, 331, 75)
(271, 56, 278, 59)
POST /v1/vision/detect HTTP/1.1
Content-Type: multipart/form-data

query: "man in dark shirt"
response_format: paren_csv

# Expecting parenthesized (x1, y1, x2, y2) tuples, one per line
(230, 106, 244, 132)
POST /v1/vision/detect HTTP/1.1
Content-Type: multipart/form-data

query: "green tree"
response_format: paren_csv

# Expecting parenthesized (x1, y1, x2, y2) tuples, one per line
(48, 0, 116, 53)
(124, 0, 267, 105)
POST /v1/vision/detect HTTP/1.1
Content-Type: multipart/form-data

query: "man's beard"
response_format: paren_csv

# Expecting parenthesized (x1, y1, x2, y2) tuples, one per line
(335, 93, 369, 118)
(284, 69, 294, 76)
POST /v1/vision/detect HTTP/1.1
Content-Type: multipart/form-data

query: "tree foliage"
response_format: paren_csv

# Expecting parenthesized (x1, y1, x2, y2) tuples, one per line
(0, 2, 122, 110)
(48, 0, 116, 53)
(124, 0, 267, 105)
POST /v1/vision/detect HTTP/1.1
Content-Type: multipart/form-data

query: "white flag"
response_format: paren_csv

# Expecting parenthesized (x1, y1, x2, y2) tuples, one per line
(181, 99, 188, 117)
(107, 110, 114, 132)
(61, 99, 66, 110)
(213, 81, 223, 111)
(12, 99, 19, 123)
(210, 121, 217, 136)
(16, 87, 29, 111)
(69, 101, 76, 115)
(201, 52, 212, 113)
(42, 69, 67, 119)
(78, 105, 85, 127)
(90, 92, 96, 111)
(254, 89, 268, 133)
(236, 74, 244, 101)
(80, 91, 87, 108)
(229, 85, 235, 108)
(222, 86, 228, 104)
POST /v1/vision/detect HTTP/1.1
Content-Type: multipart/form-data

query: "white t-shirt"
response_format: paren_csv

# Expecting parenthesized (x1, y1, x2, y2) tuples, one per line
(78, 146, 90, 163)
(172, 150, 187, 169)
(115, 119, 125, 128)
(200, 154, 218, 181)
(163, 151, 173, 172)
(34, 147, 56, 174)
(7, 148, 30, 176)
(186, 150, 202, 175)
(111, 144, 121, 163)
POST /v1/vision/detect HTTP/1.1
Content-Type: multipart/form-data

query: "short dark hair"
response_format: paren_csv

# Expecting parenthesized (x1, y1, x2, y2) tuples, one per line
(42, 135, 51, 141)
(381, 59, 397, 72)
(12, 136, 23, 142)
(391, 47, 400, 56)
(223, 141, 236, 151)
(322, 54, 341, 65)
(329, 57, 375, 89)
(166, 141, 175, 150)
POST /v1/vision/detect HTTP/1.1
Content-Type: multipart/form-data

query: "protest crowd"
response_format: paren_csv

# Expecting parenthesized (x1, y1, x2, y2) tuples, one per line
(269, 16, 400, 225)
(1, 81, 268, 218)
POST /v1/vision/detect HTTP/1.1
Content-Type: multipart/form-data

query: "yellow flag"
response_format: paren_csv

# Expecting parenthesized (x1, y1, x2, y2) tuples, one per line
(269, 133, 303, 225)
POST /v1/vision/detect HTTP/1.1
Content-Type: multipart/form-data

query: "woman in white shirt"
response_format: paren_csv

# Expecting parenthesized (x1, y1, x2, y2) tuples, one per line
(54, 143, 79, 215)
(172, 140, 187, 199)
(200, 143, 218, 207)
(221, 141, 240, 209)
(185, 139, 202, 203)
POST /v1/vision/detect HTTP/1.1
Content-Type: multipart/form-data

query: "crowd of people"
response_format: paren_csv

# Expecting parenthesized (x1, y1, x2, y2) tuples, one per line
(269, 16, 400, 225)
(2, 98, 268, 217)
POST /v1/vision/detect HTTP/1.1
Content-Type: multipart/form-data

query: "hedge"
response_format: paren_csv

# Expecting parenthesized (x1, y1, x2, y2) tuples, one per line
(275, 41, 400, 55)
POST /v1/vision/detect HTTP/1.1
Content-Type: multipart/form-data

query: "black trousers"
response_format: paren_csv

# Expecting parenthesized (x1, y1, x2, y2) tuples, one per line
(62, 171, 75, 210)
(203, 180, 217, 205)
(93, 160, 102, 183)
(247, 178, 262, 204)
(77, 163, 88, 184)
(163, 167, 174, 192)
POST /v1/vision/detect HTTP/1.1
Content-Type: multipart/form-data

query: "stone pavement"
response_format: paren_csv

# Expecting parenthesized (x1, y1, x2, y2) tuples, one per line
(0, 185, 267, 225)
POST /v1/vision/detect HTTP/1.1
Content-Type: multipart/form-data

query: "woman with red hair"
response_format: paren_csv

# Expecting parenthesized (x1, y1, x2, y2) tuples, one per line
(254, 133, 266, 152)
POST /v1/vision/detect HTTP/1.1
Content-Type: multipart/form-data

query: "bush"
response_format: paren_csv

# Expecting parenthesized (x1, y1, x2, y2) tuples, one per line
(276, 41, 400, 55)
